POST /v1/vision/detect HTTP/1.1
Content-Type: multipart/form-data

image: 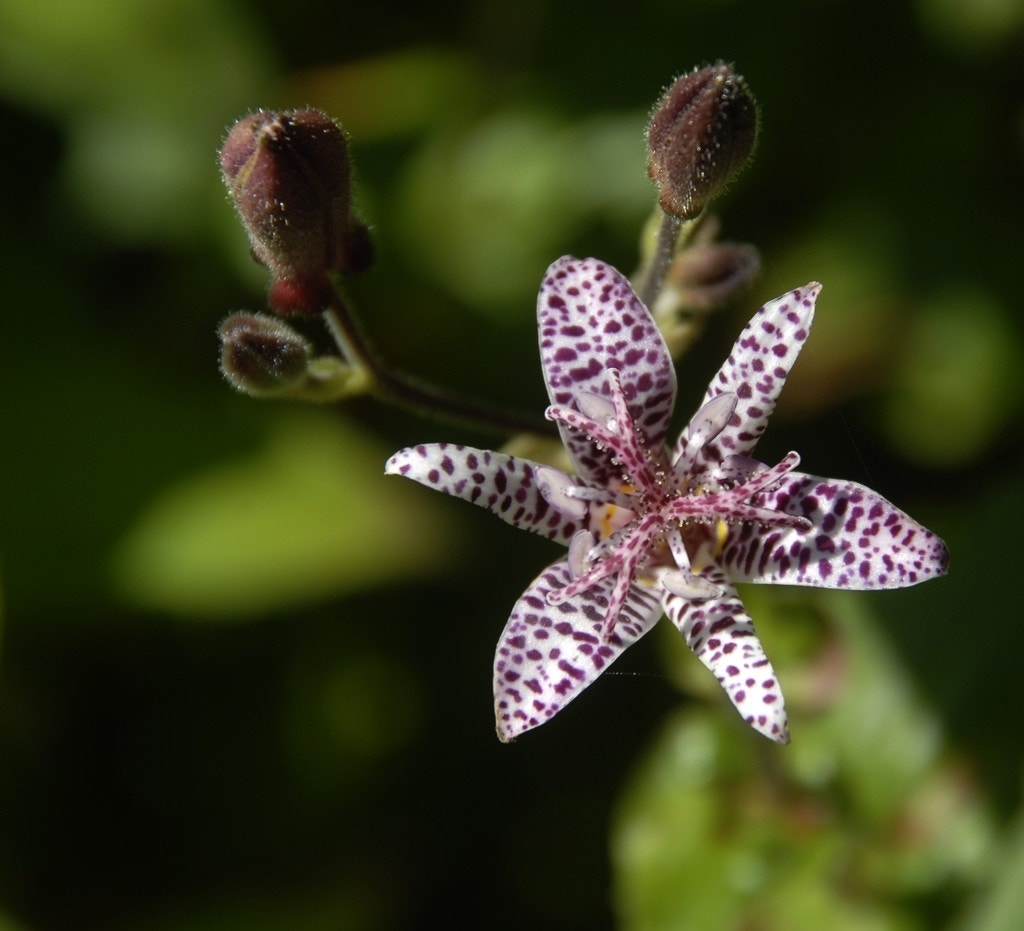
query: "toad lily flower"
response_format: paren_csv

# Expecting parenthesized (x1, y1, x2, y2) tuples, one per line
(385, 257, 949, 744)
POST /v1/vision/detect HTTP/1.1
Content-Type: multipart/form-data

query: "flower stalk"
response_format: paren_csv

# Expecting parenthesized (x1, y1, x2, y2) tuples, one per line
(321, 284, 545, 435)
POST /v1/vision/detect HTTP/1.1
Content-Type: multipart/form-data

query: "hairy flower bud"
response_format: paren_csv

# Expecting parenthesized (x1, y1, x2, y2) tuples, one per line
(219, 312, 312, 394)
(647, 63, 759, 219)
(219, 109, 374, 314)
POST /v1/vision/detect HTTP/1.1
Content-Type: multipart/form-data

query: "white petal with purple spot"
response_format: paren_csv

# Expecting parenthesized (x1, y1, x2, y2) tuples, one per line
(494, 560, 663, 742)
(723, 472, 950, 589)
(661, 571, 790, 744)
(685, 282, 820, 470)
(538, 256, 677, 485)
(385, 443, 580, 544)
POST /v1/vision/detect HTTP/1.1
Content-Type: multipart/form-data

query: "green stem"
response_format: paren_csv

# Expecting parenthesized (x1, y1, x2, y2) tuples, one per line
(636, 211, 696, 310)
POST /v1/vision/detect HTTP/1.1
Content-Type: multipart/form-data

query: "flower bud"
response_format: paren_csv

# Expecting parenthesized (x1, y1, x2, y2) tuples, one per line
(219, 109, 374, 314)
(647, 63, 759, 219)
(668, 241, 760, 310)
(219, 312, 312, 395)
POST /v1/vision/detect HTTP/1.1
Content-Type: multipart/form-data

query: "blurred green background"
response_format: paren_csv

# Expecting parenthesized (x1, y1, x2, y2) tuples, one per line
(1, 0, 1022, 928)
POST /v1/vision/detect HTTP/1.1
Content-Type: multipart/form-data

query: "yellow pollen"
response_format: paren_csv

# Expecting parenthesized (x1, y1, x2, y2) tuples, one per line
(714, 518, 729, 555)
(591, 481, 638, 540)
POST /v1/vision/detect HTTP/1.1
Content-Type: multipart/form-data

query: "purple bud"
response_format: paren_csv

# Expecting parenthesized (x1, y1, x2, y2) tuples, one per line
(267, 274, 336, 317)
(647, 63, 759, 219)
(219, 109, 374, 314)
(219, 312, 312, 394)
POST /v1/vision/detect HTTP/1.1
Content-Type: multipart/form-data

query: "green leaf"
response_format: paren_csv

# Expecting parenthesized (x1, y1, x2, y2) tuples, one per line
(956, 810, 1024, 931)
(110, 410, 455, 619)
(883, 287, 1023, 467)
(613, 591, 997, 930)
(0, 0, 272, 242)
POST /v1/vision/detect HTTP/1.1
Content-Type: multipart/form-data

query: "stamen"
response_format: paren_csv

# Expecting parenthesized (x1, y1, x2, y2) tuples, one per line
(547, 371, 661, 493)
(576, 392, 619, 434)
(672, 392, 738, 483)
(689, 392, 739, 447)
(565, 485, 638, 511)
(547, 550, 623, 606)
(534, 465, 587, 519)
(547, 512, 664, 642)
(661, 568, 722, 601)
(567, 530, 595, 579)
(540, 385, 814, 644)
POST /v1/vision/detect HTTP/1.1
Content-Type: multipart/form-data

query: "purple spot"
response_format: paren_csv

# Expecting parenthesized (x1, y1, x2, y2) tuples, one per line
(557, 660, 585, 681)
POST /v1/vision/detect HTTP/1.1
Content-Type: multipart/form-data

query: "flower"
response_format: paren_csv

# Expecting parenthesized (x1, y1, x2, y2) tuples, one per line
(385, 257, 949, 743)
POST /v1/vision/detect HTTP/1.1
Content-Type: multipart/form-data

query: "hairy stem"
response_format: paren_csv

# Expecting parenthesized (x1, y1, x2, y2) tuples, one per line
(322, 285, 547, 437)
(636, 211, 696, 310)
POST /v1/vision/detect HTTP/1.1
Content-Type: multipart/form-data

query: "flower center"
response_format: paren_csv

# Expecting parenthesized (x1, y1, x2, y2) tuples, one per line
(538, 369, 809, 640)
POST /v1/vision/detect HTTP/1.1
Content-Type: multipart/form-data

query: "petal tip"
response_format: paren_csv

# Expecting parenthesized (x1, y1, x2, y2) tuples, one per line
(749, 710, 790, 745)
(383, 447, 416, 476)
(496, 725, 516, 744)
(495, 707, 532, 744)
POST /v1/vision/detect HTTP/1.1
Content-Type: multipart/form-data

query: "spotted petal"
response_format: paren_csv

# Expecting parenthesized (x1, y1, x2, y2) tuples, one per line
(385, 443, 581, 543)
(685, 282, 821, 471)
(720, 472, 950, 589)
(538, 256, 677, 485)
(661, 572, 789, 744)
(494, 560, 663, 741)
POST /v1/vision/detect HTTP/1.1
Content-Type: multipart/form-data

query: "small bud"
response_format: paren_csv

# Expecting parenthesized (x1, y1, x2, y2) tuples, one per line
(668, 241, 761, 310)
(219, 109, 374, 314)
(647, 63, 759, 219)
(219, 312, 312, 395)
